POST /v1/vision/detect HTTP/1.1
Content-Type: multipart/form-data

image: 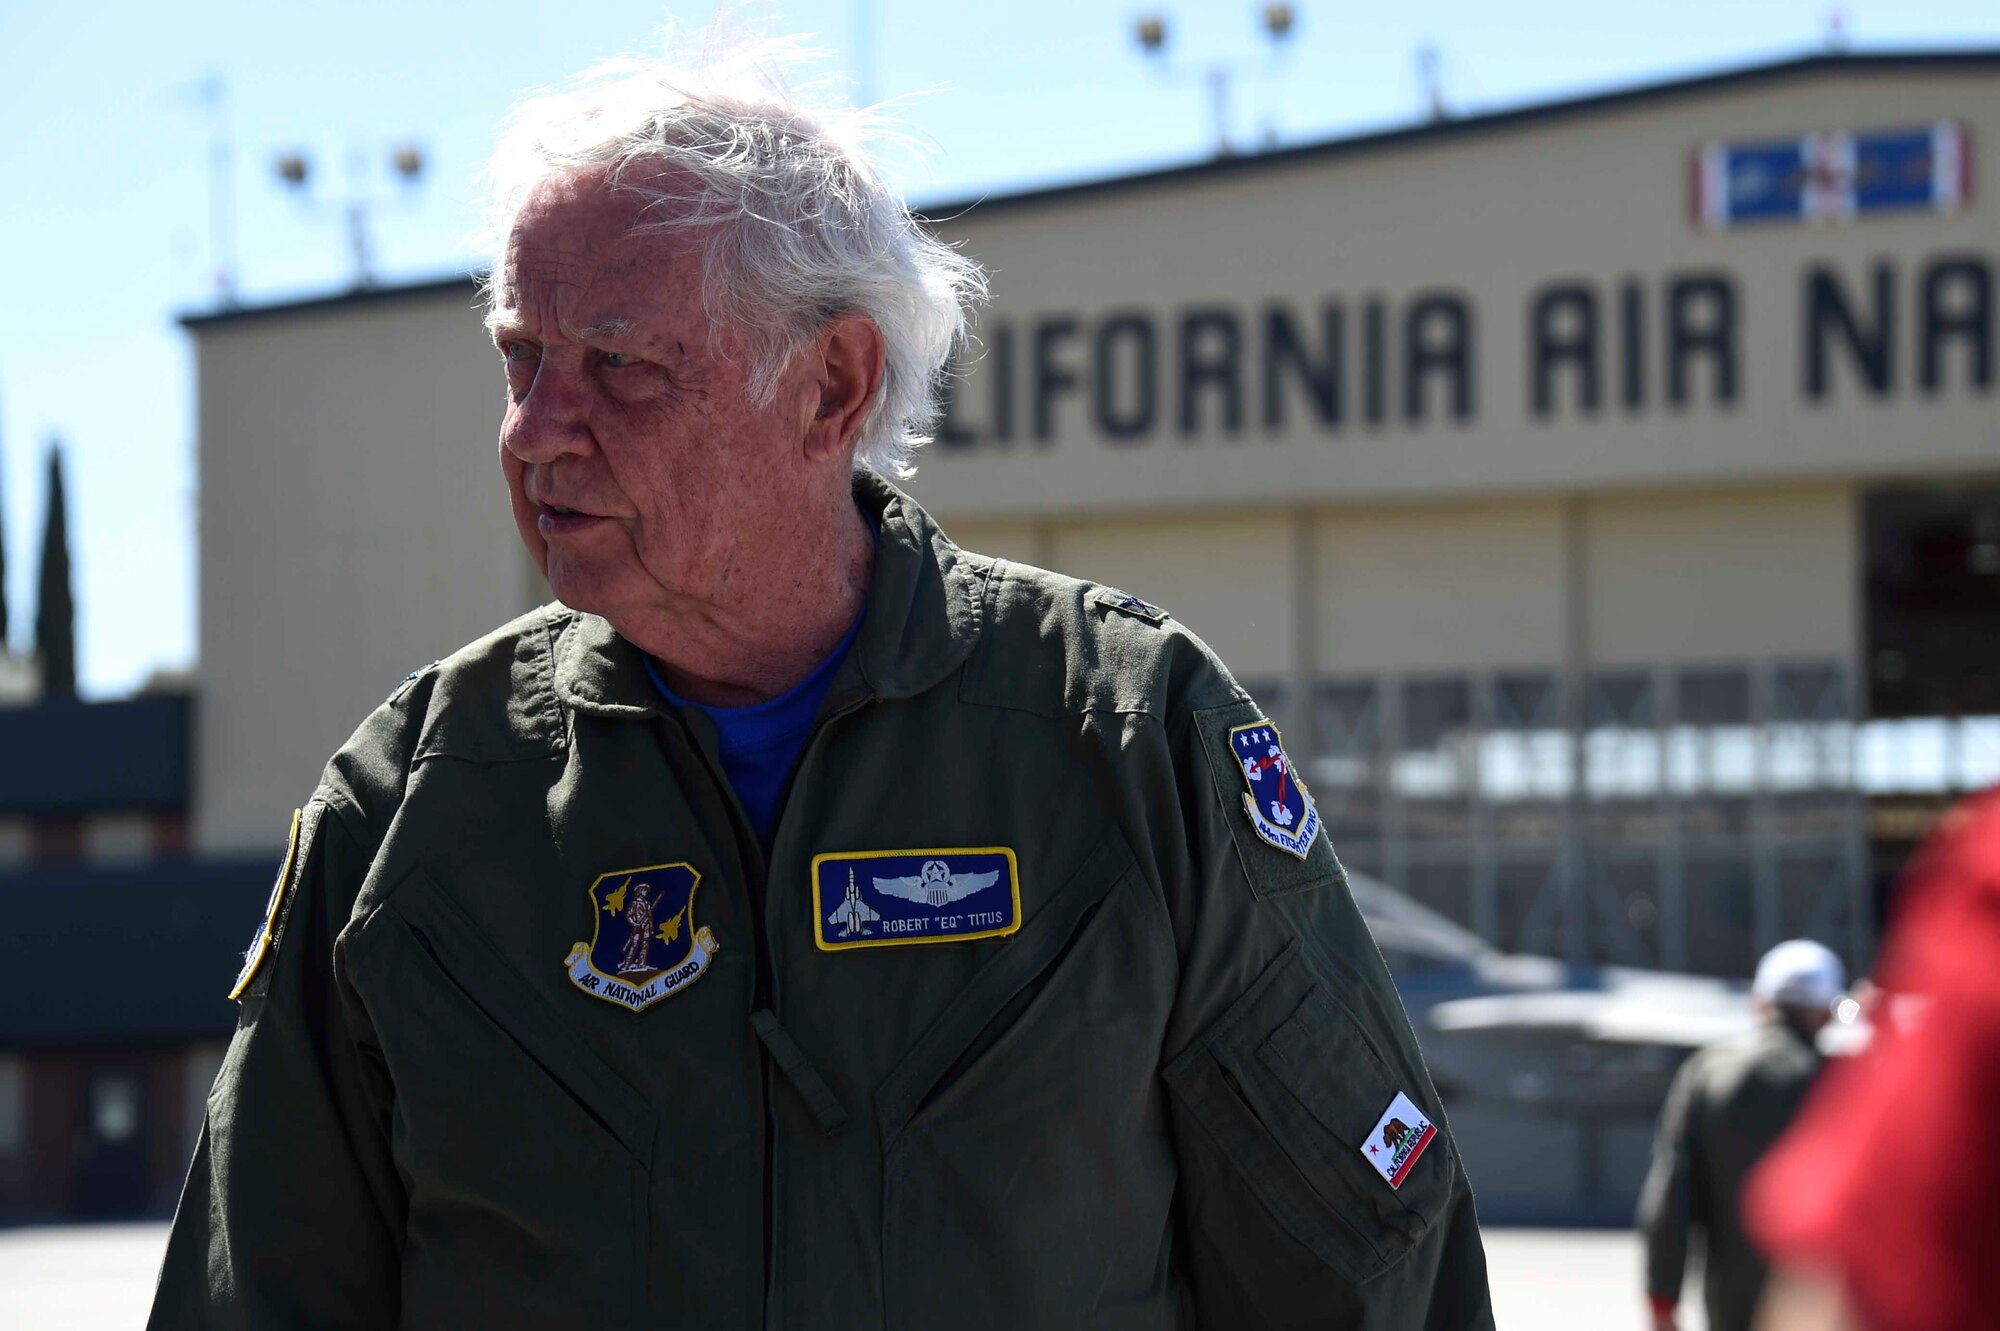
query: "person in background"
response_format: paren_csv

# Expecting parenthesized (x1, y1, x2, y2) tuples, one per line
(1638, 938, 1846, 1331)
(1748, 788, 2000, 1331)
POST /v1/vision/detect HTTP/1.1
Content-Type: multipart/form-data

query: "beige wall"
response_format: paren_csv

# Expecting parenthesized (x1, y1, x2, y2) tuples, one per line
(194, 295, 536, 850)
(939, 518, 1047, 568)
(1314, 500, 1568, 675)
(951, 485, 1857, 692)
(1047, 514, 1297, 678)
(1584, 484, 1856, 667)
(910, 65, 2000, 521)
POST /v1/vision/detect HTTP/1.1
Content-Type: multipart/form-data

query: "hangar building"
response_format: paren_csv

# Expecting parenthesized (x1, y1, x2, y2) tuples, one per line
(185, 50, 2000, 991)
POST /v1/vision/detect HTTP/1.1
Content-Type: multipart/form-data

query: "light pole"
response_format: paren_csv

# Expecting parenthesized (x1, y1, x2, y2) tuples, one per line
(272, 143, 427, 289)
(196, 74, 238, 304)
(1134, 3, 1299, 159)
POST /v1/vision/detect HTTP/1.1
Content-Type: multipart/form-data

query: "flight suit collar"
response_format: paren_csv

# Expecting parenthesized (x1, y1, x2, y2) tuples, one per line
(552, 613, 662, 718)
(842, 469, 986, 704)
(551, 470, 985, 719)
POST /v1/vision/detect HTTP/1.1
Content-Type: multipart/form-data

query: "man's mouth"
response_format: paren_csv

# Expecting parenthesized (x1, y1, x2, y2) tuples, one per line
(537, 502, 605, 535)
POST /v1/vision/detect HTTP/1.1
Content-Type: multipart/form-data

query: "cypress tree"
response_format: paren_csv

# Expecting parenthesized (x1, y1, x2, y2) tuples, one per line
(35, 441, 75, 698)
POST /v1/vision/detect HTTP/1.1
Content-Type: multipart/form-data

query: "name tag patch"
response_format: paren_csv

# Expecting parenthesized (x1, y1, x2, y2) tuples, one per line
(1362, 1091, 1437, 1190)
(812, 848, 1021, 951)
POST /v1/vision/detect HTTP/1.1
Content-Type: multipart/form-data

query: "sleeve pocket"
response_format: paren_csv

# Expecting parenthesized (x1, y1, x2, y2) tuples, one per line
(1164, 941, 1457, 1286)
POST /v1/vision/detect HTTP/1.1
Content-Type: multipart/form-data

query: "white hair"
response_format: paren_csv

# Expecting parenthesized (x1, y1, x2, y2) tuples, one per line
(480, 31, 986, 478)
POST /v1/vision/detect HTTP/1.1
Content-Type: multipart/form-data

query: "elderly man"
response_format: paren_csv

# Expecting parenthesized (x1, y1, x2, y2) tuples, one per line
(149, 39, 1490, 1330)
(1638, 938, 1847, 1331)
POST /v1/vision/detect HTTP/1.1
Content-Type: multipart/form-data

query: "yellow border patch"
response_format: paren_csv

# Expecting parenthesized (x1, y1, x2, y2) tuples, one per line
(229, 807, 302, 1000)
(1226, 720, 1320, 862)
(810, 847, 1023, 952)
(562, 862, 717, 1011)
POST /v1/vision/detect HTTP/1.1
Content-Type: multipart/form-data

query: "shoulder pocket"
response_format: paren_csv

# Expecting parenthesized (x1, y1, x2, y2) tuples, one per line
(1163, 941, 1456, 1285)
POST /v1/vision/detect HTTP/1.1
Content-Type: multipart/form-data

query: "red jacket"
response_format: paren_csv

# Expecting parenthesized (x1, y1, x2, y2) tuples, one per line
(1746, 788, 2000, 1331)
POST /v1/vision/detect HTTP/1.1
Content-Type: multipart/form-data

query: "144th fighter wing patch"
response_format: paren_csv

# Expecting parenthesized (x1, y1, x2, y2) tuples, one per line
(1229, 721, 1320, 859)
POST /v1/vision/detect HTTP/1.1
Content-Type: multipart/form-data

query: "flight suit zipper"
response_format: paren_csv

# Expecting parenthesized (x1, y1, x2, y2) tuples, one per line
(652, 707, 779, 1321)
(756, 686, 876, 1331)
(669, 687, 876, 1331)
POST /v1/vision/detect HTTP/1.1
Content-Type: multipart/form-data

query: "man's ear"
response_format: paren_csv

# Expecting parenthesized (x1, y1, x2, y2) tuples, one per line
(802, 313, 887, 463)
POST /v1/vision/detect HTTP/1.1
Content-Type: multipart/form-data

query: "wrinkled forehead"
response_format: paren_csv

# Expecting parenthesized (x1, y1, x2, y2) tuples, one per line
(491, 167, 706, 313)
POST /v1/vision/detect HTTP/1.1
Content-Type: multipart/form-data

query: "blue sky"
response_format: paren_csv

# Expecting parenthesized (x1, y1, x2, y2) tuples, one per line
(1, 0, 1995, 698)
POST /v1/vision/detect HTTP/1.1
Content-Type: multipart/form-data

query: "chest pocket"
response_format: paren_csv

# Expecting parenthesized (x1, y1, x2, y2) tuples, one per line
(875, 837, 1182, 1330)
(356, 868, 657, 1325)
(1163, 939, 1458, 1286)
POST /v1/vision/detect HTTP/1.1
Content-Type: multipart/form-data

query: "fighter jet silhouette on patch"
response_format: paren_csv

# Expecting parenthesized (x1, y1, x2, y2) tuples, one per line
(825, 868, 883, 938)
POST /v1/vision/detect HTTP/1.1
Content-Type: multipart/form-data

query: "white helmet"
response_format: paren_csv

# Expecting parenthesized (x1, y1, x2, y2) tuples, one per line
(1752, 938, 1847, 1009)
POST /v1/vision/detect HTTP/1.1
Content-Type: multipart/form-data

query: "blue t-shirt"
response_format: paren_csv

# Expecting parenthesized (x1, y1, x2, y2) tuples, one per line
(644, 606, 865, 849)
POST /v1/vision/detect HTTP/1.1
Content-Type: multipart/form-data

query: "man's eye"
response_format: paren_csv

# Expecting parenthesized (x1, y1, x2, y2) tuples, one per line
(601, 351, 635, 369)
(500, 340, 536, 363)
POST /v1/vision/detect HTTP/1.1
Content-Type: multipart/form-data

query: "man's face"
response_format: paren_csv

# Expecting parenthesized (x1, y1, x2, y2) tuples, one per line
(488, 173, 820, 623)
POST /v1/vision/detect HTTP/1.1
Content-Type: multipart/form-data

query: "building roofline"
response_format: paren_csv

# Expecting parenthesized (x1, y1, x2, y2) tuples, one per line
(178, 47, 1998, 331)
(917, 47, 2000, 220)
(180, 274, 481, 331)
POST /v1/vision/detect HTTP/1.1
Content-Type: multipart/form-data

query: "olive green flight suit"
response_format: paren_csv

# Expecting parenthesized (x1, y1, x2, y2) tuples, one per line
(1638, 1020, 1825, 1331)
(150, 474, 1492, 1329)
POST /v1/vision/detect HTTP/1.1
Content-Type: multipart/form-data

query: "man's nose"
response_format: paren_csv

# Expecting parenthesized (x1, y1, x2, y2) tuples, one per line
(501, 361, 594, 463)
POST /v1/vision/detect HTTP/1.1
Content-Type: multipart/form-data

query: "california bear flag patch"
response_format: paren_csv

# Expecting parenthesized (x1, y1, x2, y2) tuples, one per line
(1362, 1091, 1437, 1190)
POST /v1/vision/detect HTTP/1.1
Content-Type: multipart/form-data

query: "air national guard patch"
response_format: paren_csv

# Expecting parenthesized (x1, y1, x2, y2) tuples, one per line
(1362, 1091, 1438, 1191)
(1229, 721, 1319, 859)
(563, 863, 717, 1012)
(811, 848, 1021, 951)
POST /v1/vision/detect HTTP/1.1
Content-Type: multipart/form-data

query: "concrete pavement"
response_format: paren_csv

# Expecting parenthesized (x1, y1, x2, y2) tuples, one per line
(0, 1221, 1698, 1328)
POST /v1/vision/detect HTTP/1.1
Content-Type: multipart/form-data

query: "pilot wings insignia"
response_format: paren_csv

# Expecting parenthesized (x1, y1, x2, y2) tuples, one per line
(872, 859, 999, 907)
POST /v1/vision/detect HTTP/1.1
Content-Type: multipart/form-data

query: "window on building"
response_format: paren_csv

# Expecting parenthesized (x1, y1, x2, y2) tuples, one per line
(1865, 483, 2000, 719)
(1304, 658, 1867, 977)
(1395, 678, 1475, 844)
(1309, 680, 1383, 842)
(0, 1056, 24, 1157)
(0, 817, 29, 868)
(30, 817, 84, 862)
(83, 813, 154, 863)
